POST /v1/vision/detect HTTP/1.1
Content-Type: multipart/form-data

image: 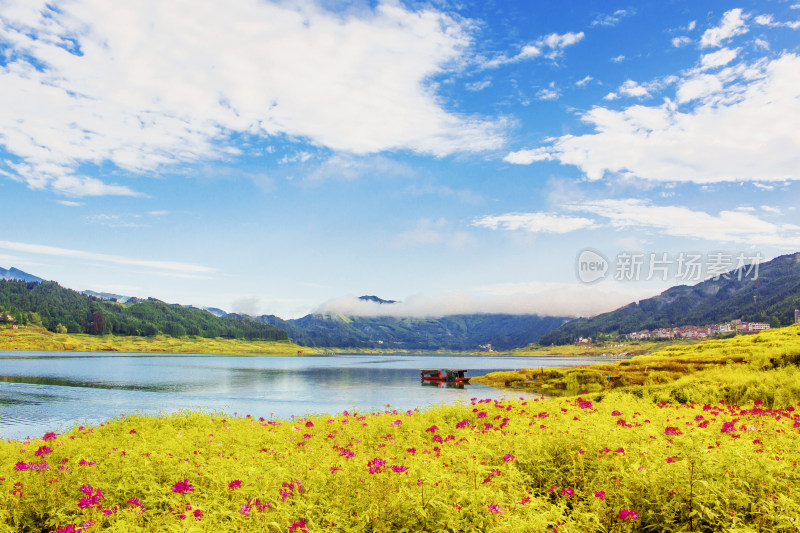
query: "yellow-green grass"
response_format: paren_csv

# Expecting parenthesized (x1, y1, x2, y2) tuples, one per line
(0, 326, 316, 356)
(474, 325, 800, 406)
(2, 395, 798, 532)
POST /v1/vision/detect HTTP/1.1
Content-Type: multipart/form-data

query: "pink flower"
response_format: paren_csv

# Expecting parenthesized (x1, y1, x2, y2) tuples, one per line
(487, 503, 503, 515)
(171, 479, 194, 494)
(288, 519, 309, 533)
(193, 509, 203, 520)
(455, 420, 471, 429)
(56, 526, 82, 533)
(666, 456, 676, 463)
(664, 426, 682, 436)
(305, 420, 314, 427)
(42, 432, 58, 441)
(391, 419, 402, 426)
(611, 410, 622, 416)
(228, 480, 242, 490)
(425, 425, 438, 433)
(390, 465, 407, 473)
(34, 446, 52, 456)
(618, 509, 639, 521)
(503, 453, 515, 462)
(561, 487, 574, 498)
(594, 491, 605, 501)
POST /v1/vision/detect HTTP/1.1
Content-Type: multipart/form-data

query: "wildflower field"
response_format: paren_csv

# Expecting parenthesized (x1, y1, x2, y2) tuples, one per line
(1, 391, 799, 532)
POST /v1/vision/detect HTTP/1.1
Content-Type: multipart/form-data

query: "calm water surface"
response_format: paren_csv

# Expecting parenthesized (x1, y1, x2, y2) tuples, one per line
(0, 352, 622, 440)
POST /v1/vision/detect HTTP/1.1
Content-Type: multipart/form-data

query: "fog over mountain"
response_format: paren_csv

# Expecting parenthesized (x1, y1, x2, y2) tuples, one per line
(314, 283, 660, 319)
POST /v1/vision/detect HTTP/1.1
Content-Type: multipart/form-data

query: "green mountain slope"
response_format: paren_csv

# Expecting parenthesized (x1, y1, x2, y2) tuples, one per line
(0, 280, 287, 341)
(540, 252, 800, 345)
(257, 312, 570, 351)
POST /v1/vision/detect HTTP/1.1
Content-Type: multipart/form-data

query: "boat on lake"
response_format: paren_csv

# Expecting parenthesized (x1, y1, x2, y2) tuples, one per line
(420, 369, 470, 384)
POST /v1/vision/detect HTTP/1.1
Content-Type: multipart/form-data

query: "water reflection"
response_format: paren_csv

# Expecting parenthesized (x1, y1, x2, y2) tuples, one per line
(0, 352, 625, 440)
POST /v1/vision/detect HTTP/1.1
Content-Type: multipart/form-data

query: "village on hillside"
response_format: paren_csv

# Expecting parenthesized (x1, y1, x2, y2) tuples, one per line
(625, 319, 771, 341)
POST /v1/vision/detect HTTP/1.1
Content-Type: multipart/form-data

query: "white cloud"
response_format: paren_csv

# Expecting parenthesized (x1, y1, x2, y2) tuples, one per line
(591, 9, 632, 27)
(575, 75, 593, 86)
(619, 80, 651, 98)
(466, 79, 492, 91)
(567, 199, 800, 248)
(482, 31, 584, 68)
(672, 36, 691, 47)
(611, 54, 626, 63)
(700, 8, 749, 48)
(0, 0, 505, 196)
(504, 53, 800, 183)
(0, 239, 216, 275)
(754, 13, 800, 29)
(676, 73, 724, 103)
(503, 148, 553, 165)
(700, 47, 738, 70)
(57, 200, 83, 207)
(536, 82, 560, 100)
(315, 282, 659, 318)
(472, 212, 595, 234)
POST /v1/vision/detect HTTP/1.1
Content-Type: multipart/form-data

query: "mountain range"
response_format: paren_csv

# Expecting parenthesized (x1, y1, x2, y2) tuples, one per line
(0, 267, 43, 283)
(254, 308, 570, 351)
(539, 252, 800, 345)
(4, 252, 800, 350)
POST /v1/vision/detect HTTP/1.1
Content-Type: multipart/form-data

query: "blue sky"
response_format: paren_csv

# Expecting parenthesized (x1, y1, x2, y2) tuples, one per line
(1, 0, 798, 318)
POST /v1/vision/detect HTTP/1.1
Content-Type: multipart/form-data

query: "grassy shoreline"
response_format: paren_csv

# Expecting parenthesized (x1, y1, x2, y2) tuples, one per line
(0, 325, 317, 356)
(473, 324, 800, 406)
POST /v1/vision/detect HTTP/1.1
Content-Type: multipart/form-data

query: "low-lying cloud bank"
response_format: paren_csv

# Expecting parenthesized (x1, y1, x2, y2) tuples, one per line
(314, 282, 660, 319)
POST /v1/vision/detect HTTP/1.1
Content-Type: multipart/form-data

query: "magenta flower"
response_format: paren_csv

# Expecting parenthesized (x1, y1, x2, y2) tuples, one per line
(503, 453, 515, 462)
(594, 491, 605, 501)
(664, 426, 682, 436)
(611, 410, 622, 416)
(288, 519, 309, 533)
(487, 503, 503, 515)
(34, 446, 52, 456)
(368, 457, 386, 474)
(228, 480, 242, 490)
(618, 509, 639, 521)
(42, 432, 57, 441)
(426, 425, 439, 433)
(561, 487, 574, 498)
(577, 399, 593, 409)
(193, 509, 203, 520)
(305, 420, 314, 427)
(391, 419, 402, 426)
(721, 421, 737, 433)
(666, 456, 677, 463)
(56, 526, 82, 533)
(171, 479, 194, 494)
(390, 465, 408, 473)
(455, 420, 471, 429)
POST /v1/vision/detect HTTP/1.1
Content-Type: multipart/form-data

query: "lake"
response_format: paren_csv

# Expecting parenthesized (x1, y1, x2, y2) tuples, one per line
(0, 352, 622, 440)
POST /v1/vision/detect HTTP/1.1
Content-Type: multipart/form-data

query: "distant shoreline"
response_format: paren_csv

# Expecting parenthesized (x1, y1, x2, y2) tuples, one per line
(0, 325, 313, 356)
